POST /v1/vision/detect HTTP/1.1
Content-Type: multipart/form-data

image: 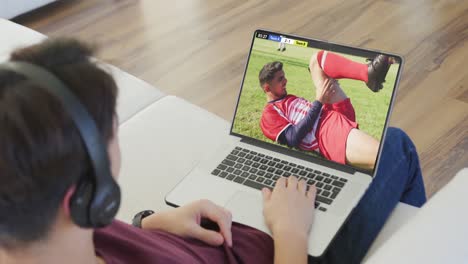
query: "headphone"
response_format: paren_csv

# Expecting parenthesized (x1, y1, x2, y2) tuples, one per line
(0, 61, 121, 228)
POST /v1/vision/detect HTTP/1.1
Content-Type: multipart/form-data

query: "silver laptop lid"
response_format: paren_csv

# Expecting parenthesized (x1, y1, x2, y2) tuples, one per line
(230, 30, 403, 178)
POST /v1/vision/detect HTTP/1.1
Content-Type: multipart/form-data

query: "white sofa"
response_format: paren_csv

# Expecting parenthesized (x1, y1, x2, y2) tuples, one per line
(0, 0, 58, 19)
(1, 19, 466, 263)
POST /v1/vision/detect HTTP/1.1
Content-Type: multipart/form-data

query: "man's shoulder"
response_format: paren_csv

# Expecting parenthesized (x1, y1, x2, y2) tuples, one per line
(261, 105, 275, 121)
(279, 94, 298, 100)
(265, 95, 300, 108)
(265, 95, 298, 106)
(282, 94, 300, 103)
(286, 95, 312, 106)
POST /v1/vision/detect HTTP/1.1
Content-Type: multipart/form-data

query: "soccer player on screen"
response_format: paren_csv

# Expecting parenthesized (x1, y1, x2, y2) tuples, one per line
(277, 42, 286, 52)
(259, 51, 392, 170)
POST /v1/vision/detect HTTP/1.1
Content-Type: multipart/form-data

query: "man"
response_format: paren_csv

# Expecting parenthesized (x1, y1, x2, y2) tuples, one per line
(0, 38, 425, 264)
(277, 41, 286, 52)
(260, 51, 391, 170)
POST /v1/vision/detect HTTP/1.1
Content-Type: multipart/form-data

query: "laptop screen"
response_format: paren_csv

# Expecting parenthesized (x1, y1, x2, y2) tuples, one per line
(231, 30, 403, 176)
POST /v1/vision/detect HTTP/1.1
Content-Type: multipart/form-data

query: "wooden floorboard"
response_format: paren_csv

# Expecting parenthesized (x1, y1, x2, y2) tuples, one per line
(12, 0, 468, 198)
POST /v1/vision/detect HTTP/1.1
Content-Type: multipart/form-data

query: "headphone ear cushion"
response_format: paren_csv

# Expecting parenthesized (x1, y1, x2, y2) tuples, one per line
(69, 177, 94, 228)
(89, 180, 121, 227)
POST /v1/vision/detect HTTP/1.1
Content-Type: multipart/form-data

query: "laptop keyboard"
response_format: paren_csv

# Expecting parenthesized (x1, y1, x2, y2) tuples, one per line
(211, 147, 348, 212)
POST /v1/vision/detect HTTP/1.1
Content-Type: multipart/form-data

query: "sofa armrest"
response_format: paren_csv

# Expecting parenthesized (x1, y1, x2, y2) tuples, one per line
(0, 19, 164, 124)
(363, 202, 419, 262)
(106, 64, 164, 124)
(0, 18, 46, 58)
(365, 168, 468, 263)
(0, 1, 58, 19)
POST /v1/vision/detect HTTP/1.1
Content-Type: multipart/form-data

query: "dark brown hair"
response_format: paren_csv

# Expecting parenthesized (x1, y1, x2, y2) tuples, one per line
(0, 38, 118, 249)
(258, 61, 283, 88)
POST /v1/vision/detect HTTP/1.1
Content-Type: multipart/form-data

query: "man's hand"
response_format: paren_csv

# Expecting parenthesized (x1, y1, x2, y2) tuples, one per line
(262, 177, 317, 264)
(315, 77, 336, 104)
(141, 199, 233, 247)
(262, 176, 316, 239)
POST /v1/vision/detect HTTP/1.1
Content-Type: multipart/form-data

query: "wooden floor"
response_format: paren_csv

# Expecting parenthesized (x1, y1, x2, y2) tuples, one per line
(14, 0, 468, 198)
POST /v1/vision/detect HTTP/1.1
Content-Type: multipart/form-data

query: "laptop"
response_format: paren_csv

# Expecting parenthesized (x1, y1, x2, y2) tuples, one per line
(166, 29, 403, 257)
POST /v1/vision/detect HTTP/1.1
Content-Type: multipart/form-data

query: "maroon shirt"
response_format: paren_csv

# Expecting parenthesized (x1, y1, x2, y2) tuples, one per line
(94, 220, 274, 263)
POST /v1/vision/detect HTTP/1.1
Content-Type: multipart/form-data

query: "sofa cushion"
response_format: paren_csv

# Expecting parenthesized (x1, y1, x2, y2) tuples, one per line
(116, 95, 231, 221)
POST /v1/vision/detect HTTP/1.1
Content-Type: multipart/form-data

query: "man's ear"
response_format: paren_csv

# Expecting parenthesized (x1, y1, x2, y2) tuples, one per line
(262, 83, 270, 93)
(62, 185, 76, 217)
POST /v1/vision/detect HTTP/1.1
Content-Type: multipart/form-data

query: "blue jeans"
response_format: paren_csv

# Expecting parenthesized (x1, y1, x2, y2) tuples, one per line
(311, 127, 427, 264)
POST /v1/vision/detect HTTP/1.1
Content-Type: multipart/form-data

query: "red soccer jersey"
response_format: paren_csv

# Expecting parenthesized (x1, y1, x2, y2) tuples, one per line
(260, 95, 320, 151)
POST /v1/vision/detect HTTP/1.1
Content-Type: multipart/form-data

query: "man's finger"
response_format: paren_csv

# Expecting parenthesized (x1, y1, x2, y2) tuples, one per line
(275, 177, 287, 189)
(307, 185, 317, 201)
(200, 202, 233, 247)
(287, 176, 298, 189)
(190, 224, 225, 246)
(223, 208, 232, 219)
(262, 187, 272, 202)
(298, 179, 307, 194)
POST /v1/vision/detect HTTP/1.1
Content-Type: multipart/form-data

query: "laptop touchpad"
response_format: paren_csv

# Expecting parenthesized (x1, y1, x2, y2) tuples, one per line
(225, 191, 270, 234)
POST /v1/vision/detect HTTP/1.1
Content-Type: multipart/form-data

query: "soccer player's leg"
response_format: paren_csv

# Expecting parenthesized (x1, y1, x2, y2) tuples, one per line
(316, 95, 358, 165)
(314, 50, 391, 92)
(345, 128, 379, 170)
(316, 96, 378, 170)
(317, 115, 379, 170)
(309, 52, 348, 104)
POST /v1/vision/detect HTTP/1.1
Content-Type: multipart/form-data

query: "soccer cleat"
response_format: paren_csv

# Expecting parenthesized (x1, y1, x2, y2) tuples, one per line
(366, 54, 390, 92)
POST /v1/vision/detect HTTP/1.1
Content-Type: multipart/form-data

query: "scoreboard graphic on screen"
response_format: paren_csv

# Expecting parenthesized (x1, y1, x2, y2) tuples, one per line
(257, 32, 308, 48)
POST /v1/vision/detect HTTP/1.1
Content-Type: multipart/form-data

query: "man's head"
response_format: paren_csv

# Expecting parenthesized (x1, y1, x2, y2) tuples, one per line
(259, 61, 287, 100)
(0, 38, 119, 250)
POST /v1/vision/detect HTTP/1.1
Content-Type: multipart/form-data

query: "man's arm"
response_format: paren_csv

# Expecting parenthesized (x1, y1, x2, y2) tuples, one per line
(278, 100, 322, 147)
(141, 200, 233, 247)
(262, 177, 317, 264)
(277, 77, 336, 147)
(273, 230, 309, 264)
